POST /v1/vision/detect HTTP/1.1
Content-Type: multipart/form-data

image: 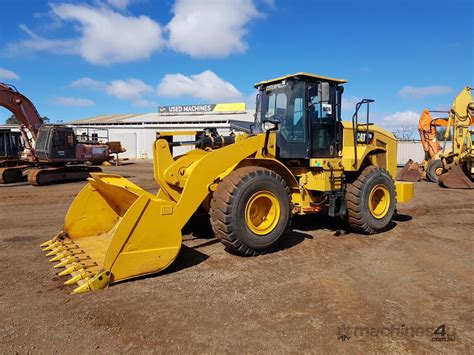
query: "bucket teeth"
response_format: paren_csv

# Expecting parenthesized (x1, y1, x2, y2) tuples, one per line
(40, 239, 55, 248)
(49, 252, 67, 262)
(65, 271, 91, 285)
(46, 247, 65, 257)
(58, 261, 97, 276)
(53, 255, 90, 268)
(53, 256, 76, 269)
(71, 271, 111, 295)
(45, 244, 79, 257)
(71, 282, 92, 295)
(49, 249, 84, 262)
(58, 265, 82, 276)
(42, 241, 61, 251)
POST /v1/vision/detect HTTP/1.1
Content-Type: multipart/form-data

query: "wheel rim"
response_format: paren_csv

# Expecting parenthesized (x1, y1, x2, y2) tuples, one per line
(435, 167, 443, 176)
(368, 184, 390, 219)
(245, 191, 281, 235)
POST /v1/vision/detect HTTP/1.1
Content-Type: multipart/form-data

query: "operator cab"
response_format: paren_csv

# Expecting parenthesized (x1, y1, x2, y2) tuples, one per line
(35, 126, 77, 161)
(254, 72, 347, 163)
(0, 129, 22, 159)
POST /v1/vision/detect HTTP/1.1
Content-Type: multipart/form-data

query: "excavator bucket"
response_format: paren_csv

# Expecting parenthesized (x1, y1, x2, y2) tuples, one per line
(40, 173, 182, 294)
(396, 159, 422, 182)
(438, 165, 474, 189)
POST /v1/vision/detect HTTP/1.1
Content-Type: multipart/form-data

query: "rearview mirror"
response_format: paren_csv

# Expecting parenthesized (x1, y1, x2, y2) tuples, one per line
(263, 120, 279, 131)
(318, 82, 330, 102)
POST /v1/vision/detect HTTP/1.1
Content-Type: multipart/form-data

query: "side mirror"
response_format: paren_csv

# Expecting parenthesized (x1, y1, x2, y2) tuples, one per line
(318, 82, 330, 102)
(263, 120, 280, 131)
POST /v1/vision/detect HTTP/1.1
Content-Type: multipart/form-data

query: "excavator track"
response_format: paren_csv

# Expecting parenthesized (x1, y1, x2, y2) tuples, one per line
(0, 162, 28, 184)
(27, 166, 102, 186)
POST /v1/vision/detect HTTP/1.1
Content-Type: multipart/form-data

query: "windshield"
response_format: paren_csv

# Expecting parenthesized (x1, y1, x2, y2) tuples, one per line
(257, 81, 306, 142)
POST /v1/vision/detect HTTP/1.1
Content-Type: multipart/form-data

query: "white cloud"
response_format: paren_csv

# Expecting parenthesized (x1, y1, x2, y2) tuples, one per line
(52, 96, 95, 107)
(106, 78, 155, 107)
(341, 96, 361, 111)
(0, 68, 20, 80)
(6, 1, 266, 64)
(6, 24, 78, 56)
(70, 77, 107, 91)
(71, 70, 243, 106)
(399, 85, 453, 99)
(51, 3, 165, 65)
(71, 77, 156, 107)
(106, 0, 136, 11)
(245, 90, 258, 110)
(8, 4, 165, 65)
(157, 70, 243, 102)
(381, 111, 419, 128)
(167, 0, 260, 58)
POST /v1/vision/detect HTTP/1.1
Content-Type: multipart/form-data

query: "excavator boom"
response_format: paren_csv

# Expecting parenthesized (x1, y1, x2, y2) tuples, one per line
(0, 82, 43, 140)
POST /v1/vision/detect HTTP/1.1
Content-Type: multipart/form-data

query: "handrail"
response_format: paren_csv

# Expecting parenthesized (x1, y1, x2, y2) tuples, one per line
(351, 99, 374, 168)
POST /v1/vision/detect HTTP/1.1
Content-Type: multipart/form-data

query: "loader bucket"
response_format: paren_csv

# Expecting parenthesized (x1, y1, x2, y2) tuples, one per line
(40, 173, 182, 294)
(438, 165, 474, 189)
(396, 159, 422, 182)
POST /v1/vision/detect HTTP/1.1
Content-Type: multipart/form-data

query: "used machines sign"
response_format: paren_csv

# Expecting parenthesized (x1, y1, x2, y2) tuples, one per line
(159, 103, 246, 114)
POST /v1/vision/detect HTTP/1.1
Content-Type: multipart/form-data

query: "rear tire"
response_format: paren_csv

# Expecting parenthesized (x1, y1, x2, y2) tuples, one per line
(346, 166, 396, 234)
(210, 167, 291, 255)
(426, 159, 443, 183)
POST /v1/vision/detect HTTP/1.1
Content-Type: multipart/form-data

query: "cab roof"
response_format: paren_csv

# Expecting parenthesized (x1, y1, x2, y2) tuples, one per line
(254, 72, 347, 88)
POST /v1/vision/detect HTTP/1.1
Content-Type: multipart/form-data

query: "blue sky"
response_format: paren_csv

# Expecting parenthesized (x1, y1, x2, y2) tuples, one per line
(0, 0, 472, 131)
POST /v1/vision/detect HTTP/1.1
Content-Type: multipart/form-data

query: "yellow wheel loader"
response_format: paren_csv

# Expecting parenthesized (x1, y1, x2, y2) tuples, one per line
(41, 73, 414, 294)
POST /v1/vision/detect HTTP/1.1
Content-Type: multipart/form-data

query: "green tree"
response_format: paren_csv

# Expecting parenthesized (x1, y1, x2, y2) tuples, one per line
(435, 127, 452, 141)
(4, 114, 50, 125)
(5, 114, 19, 125)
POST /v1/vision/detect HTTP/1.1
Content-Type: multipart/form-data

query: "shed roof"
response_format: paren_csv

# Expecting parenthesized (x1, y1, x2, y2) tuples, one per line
(70, 111, 254, 125)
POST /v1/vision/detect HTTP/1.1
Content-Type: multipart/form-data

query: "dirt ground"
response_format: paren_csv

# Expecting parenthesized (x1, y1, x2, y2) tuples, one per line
(0, 160, 472, 354)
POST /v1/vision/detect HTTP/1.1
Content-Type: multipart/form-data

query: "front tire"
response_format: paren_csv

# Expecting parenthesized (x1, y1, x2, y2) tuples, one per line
(210, 167, 291, 255)
(426, 159, 443, 183)
(346, 166, 396, 234)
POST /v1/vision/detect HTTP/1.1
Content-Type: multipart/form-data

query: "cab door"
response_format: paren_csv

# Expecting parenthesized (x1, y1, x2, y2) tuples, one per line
(50, 127, 76, 160)
(308, 82, 339, 158)
(267, 81, 308, 159)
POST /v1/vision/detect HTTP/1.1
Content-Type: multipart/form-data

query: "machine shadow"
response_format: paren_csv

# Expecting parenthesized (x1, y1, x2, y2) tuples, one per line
(393, 213, 413, 222)
(115, 245, 210, 286)
(118, 210, 413, 285)
(291, 214, 348, 235)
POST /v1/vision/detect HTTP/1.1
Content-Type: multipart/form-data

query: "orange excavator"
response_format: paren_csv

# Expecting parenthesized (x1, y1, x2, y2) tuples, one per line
(396, 109, 448, 183)
(397, 87, 474, 188)
(0, 82, 110, 185)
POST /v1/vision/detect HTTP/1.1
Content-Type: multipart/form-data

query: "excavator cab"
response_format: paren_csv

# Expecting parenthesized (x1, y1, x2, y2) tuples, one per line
(35, 126, 77, 162)
(0, 129, 21, 160)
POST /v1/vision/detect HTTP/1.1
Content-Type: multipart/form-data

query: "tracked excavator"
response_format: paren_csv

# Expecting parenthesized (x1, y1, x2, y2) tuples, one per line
(397, 87, 474, 188)
(40, 73, 414, 294)
(396, 109, 449, 183)
(0, 82, 109, 185)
